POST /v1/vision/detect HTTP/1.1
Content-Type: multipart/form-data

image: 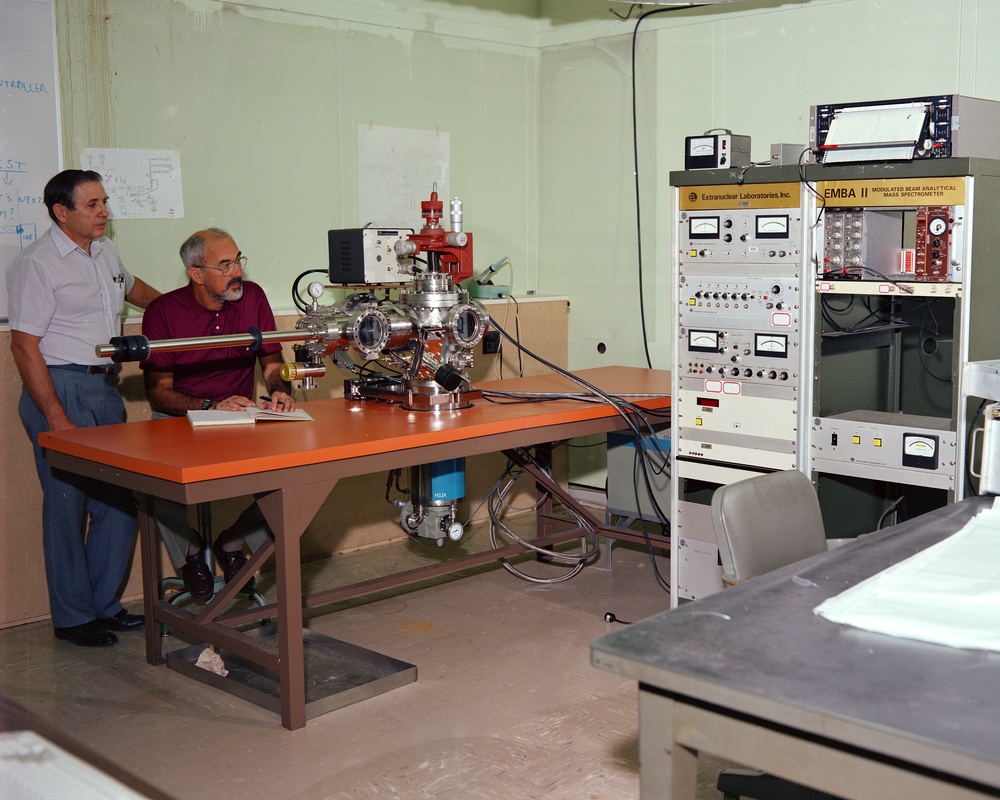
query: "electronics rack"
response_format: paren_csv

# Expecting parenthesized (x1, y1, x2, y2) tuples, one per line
(668, 158, 1000, 605)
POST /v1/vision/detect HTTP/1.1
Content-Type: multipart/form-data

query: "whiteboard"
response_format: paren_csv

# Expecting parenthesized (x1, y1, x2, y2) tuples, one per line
(0, 0, 62, 322)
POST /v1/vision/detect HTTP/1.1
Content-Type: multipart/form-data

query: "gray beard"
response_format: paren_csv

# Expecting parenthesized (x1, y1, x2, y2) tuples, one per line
(209, 279, 244, 304)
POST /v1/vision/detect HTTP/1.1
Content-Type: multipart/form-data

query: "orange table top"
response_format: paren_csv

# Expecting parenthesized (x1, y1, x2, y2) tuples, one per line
(40, 366, 670, 485)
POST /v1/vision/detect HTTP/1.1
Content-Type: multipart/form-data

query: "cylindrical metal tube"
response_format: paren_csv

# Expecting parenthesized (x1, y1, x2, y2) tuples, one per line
(95, 329, 312, 360)
(409, 459, 466, 508)
(280, 362, 327, 381)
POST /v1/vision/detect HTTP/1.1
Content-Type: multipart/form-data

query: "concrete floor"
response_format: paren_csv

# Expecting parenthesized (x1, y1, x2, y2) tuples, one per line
(0, 524, 732, 799)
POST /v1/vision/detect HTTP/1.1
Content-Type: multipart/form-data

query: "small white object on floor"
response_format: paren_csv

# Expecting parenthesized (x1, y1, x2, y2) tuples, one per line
(195, 646, 229, 676)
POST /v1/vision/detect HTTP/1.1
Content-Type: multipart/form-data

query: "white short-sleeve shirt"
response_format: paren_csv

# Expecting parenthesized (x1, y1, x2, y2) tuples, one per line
(6, 225, 135, 366)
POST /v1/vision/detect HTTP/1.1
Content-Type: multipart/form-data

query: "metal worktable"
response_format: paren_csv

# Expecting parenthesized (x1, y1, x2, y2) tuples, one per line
(40, 366, 670, 730)
(592, 494, 1000, 799)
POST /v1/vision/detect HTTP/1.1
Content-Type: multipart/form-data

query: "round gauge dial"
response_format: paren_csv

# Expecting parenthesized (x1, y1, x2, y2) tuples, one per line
(928, 217, 948, 237)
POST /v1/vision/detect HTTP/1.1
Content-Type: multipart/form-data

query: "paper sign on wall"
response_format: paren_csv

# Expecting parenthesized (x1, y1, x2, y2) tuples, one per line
(358, 125, 449, 228)
(81, 148, 184, 219)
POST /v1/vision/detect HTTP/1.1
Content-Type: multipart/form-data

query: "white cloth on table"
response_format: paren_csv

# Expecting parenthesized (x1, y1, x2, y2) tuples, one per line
(814, 498, 1000, 652)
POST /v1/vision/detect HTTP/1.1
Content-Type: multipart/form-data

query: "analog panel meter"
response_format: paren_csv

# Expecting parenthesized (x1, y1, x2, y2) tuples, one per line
(754, 333, 788, 358)
(688, 329, 721, 354)
(901, 433, 939, 470)
(755, 214, 790, 239)
(688, 136, 716, 158)
(689, 216, 721, 240)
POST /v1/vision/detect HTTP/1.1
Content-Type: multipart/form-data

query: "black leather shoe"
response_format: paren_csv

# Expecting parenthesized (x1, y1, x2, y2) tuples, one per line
(214, 540, 254, 589)
(98, 609, 145, 632)
(54, 621, 118, 647)
(182, 554, 214, 600)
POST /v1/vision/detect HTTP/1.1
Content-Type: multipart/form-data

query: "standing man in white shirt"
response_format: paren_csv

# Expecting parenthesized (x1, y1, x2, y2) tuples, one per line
(7, 169, 160, 647)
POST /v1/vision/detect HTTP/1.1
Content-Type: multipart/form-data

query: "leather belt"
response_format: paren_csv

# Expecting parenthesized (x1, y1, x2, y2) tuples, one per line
(49, 364, 117, 376)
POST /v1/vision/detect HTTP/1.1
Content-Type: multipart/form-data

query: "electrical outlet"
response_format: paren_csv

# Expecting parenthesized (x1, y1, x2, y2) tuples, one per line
(483, 330, 500, 354)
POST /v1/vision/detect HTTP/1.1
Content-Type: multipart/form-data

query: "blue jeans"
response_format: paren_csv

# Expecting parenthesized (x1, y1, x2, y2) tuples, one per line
(19, 369, 137, 628)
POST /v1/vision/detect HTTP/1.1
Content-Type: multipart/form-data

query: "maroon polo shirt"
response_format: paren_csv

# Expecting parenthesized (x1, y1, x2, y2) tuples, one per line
(140, 281, 281, 403)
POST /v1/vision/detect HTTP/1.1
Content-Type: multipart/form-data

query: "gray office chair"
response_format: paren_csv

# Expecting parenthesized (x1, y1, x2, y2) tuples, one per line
(712, 469, 828, 587)
(711, 470, 841, 800)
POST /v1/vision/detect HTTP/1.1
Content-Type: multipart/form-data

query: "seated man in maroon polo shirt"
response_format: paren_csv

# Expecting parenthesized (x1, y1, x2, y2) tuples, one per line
(140, 227, 295, 599)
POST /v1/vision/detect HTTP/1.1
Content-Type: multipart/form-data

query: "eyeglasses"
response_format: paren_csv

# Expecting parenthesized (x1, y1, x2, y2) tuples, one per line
(197, 254, 248, 276)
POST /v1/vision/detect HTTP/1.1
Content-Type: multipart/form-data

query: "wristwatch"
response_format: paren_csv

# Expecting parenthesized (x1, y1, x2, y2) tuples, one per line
(201, 399, 212, 410)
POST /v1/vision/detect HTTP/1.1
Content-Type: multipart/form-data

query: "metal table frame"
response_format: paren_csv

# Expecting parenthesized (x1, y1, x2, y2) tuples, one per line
(41, 367, 670, 730)
(592, 495, 1000, 800)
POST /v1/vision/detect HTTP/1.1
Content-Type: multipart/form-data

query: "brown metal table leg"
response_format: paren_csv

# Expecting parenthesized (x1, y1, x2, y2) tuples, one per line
(256, 479, 337, 730)
(137, 494, 164, 666)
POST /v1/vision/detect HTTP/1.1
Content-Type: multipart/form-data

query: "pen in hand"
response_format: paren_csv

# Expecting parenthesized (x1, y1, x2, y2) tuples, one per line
(259, 395, 285, 408)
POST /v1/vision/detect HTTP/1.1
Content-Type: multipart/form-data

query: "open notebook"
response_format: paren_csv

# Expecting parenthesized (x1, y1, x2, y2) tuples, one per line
(186, 407, 313, 427)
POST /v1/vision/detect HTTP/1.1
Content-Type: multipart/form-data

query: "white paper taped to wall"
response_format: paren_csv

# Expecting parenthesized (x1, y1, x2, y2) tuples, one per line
(821, 103, 928, 163)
